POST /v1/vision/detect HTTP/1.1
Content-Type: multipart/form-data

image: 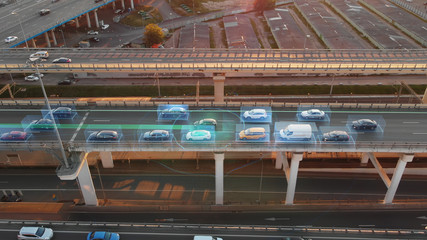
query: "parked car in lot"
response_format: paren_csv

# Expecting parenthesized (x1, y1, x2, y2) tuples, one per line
(51, 107, 73, 118)
(322, 131, 350, 142)
(87, 30, 99, 35)
(186, 130, 211, 141)
(39, 9, 50, 16)
(194, 118, 217, 127)
(30, 119, 54, 130)
(88, 130, 119, 141)
(87, 231, 120, 240)
(101, 24, 109, 30)
(1, 191, 22, 202)
(89, 37, 100, 42)
(243, 109, 267, 120)
(352, 119, 378, 130)
(18, 226, 53, 240)
(4, 36, 18, 43)
(25, 75, 39, 81)
(239, 127, 266, 140)
(52, 57, 71, 63)
(300, 109, 325, 120)
(0, 131, 27, 140)
(143, 130, 170, 141)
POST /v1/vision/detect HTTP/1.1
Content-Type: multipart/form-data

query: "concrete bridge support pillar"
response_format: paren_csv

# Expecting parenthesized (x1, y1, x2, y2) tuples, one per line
(31, 39, 37, 48)
(94, 10, 100, 28)
(213, 73, 225, 103)
(121, 0, 125, 9)
(214, 153, 224, 205)
(76, 17, 80, 28)
(384, 154, 414, 204)
(285, 153, 303, 205)
(422, 88, 427, 104)
(130, 0, 134, 9)
(99, 151, 114, 168)
(77, 157, 98, 206)
(44, 32, 51, 48)
(86, 13, 92, 29)
(50, 30, 57, 46)
(360, 152, 369, 166)
(275, 151, 285, 169)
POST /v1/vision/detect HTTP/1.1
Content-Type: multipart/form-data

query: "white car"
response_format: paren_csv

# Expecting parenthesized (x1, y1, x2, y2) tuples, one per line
(18, 226, 54, 240)
(87, 30, 99, 35)
(5, 36, 18, 43)
(25, 75, 40, 81)
(243, 109, 267, 119)
(101, 24, 110, 30)
(186, 130, 211, 141)
(300, 109, 325, 120)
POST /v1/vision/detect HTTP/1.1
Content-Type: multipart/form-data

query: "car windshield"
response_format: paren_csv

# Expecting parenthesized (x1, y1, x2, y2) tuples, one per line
(35, 227, 45, 237)
(104, 232, 111, 240)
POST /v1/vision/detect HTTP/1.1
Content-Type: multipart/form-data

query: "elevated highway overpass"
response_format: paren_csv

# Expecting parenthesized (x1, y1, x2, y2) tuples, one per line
(0, 99, 426, 206)
(1, 48, 426, 101)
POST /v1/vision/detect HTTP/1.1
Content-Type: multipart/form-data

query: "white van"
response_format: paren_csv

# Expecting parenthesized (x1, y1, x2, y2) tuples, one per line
(279, 124, 312, 141)
(194, 236, 223, 240)
(29, 51, 49, 59)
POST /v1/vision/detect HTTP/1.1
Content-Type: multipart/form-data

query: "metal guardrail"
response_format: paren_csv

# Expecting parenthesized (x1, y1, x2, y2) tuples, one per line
(0, 220, 425, 238)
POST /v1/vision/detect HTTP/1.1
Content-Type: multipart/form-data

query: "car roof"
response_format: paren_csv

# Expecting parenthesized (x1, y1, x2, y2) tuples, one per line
(20, 226, 40, 234)
(247, 127, 265, 131)
(152, 130, 167, 133)
(250, 109, 266, 112)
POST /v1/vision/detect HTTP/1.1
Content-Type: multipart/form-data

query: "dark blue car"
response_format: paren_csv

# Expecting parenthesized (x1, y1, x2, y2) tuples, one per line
(87, 231, 120, 240)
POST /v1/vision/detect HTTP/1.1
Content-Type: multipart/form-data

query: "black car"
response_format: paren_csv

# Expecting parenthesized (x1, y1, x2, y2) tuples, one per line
(143, 130, 170, 141)
(58, 79, 73, 85)
(322, 131, 350, 142)
(352, 119, 378, 130)
(52, 107, 73, 118)
(88, 130, 119, 141)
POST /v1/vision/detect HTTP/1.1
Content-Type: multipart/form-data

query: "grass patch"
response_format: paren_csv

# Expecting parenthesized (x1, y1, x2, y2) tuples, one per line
(120, 5, 163, 27)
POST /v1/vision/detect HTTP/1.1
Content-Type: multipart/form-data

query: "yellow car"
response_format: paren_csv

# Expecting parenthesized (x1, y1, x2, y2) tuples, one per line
(239, 127, 266, 140)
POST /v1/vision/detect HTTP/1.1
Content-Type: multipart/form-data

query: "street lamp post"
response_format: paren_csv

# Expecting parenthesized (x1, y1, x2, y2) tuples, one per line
(303, 34, 310, 50)
(11, 10, 29, 49)
(29, 59, 70, 169)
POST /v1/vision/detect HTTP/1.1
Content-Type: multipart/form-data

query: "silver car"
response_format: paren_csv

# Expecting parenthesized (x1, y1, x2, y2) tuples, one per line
(18, 226, 53, 240)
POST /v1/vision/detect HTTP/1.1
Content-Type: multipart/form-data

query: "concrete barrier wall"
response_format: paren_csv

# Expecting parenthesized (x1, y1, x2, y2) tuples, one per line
(1, 99, 426, 109)
(389, 0, 427, 20)
(359, 0, 427, 48)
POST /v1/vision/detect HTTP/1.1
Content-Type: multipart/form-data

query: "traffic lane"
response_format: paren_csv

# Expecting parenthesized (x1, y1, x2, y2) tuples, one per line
(66, 209, 427, 229)
(2, 173, 427, 203)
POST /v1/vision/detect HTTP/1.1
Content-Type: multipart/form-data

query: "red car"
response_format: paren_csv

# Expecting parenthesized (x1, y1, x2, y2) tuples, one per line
(0, 131, 27, 140)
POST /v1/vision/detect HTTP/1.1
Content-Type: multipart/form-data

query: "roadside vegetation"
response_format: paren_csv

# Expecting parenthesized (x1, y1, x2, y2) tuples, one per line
(2, 84, 425, 99)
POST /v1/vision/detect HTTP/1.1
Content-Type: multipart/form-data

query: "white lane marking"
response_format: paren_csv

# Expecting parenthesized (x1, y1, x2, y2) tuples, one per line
(70, 112, 90, 142)
(403, 122, 420, 124)
(93, 119, 110, 122)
